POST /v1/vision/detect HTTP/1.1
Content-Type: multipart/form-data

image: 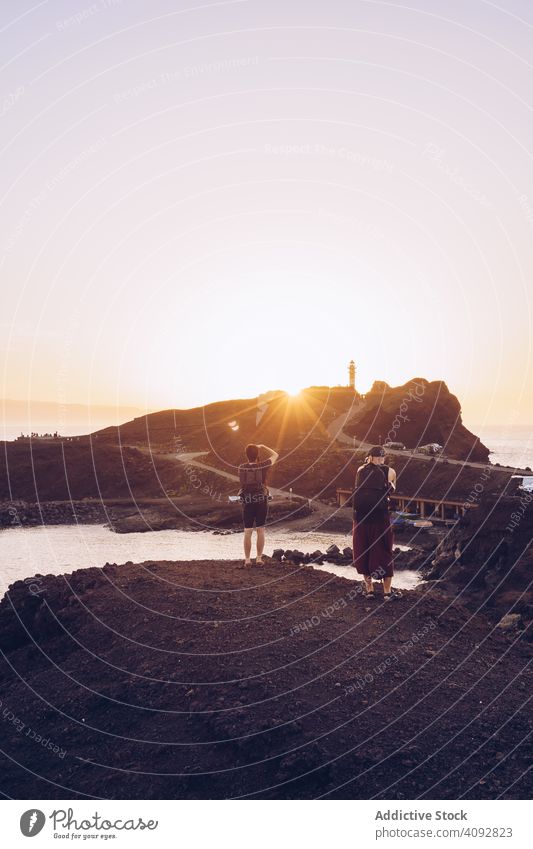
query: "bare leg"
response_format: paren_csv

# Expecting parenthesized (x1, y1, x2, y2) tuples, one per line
(364, 575, 374, 594)
(256, 526, 266, 562)
(383, 576, 393, 594)
(243, 528, 253, 565)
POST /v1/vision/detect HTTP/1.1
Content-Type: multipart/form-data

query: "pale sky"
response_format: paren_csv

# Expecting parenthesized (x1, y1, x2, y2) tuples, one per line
(1, 0, 533, 425)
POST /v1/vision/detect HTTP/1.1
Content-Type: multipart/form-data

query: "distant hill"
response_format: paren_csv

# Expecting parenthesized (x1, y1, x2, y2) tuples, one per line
(94, 386, 358, 458)
(0, 388, 351, 503)
(0, 381, 496, 506)
(94, 380, 489, 463)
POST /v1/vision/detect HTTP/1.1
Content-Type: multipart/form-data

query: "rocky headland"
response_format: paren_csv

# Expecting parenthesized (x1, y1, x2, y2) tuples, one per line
(344, 378, 490, 462)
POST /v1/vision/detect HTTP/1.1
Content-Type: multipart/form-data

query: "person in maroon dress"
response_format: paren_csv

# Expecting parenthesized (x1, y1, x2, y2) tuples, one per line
(352, 446, 402, 601)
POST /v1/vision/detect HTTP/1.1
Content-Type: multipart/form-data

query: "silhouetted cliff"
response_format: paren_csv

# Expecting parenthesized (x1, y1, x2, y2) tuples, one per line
(345, 378, 490, 461)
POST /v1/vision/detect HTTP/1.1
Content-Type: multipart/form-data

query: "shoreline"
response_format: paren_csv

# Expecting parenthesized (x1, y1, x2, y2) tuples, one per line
(0, 496, 315, 534)
(0, 496, 443, 536)
(0, 521, 426, 603)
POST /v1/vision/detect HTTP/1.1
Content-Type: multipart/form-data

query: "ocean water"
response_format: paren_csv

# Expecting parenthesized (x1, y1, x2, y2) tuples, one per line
(473, 424, 533, 471)
(0, 525, 416, 599)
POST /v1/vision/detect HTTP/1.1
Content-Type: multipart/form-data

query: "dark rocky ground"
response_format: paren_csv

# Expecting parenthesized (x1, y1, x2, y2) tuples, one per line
(0, 559, 530, 800)
(425, 495, 533, 628)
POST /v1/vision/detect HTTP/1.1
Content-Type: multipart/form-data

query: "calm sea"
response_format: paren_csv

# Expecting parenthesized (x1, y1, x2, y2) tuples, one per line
(0, 526, 417, 598)
(473, 424, 533, 471)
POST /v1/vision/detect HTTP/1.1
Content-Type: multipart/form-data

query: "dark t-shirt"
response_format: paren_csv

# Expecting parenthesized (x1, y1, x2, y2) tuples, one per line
(238, 459, 272, 492)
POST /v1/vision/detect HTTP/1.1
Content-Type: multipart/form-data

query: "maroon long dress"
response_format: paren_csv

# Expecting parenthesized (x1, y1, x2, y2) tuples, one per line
(353, 511, 394, 578)
(352, 463, 394, 578)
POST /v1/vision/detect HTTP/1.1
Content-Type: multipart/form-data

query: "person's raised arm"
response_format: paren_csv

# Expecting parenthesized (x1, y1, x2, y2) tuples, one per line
(258, 443, 279, 465)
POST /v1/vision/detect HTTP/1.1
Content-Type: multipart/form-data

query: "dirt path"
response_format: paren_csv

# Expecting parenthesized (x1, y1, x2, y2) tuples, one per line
(134, 447, 341, 531)
(326, 401, 367, 448)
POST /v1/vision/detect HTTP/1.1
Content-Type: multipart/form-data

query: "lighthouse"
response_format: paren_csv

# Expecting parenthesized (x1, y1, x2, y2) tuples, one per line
(348, 360, 356, 391)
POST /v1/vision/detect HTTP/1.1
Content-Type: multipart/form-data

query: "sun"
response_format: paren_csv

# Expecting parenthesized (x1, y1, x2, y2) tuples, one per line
(284, 381, 303, 398)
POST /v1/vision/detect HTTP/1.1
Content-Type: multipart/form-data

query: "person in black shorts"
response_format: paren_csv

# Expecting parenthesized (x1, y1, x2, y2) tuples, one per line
(239, 442, 279, 567)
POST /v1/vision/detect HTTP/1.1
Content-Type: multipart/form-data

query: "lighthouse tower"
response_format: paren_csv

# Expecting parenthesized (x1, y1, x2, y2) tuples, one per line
(348, 360, 356, 391)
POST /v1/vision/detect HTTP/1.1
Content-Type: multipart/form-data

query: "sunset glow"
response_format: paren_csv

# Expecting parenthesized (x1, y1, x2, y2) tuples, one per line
(0, 1, 532, 428)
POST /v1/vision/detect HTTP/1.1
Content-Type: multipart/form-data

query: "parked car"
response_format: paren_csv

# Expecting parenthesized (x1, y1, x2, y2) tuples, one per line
(417, 443, 443, 455)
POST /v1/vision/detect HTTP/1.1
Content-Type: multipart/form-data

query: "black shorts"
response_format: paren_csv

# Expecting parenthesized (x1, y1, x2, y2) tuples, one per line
(242, 493, 269, 528)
